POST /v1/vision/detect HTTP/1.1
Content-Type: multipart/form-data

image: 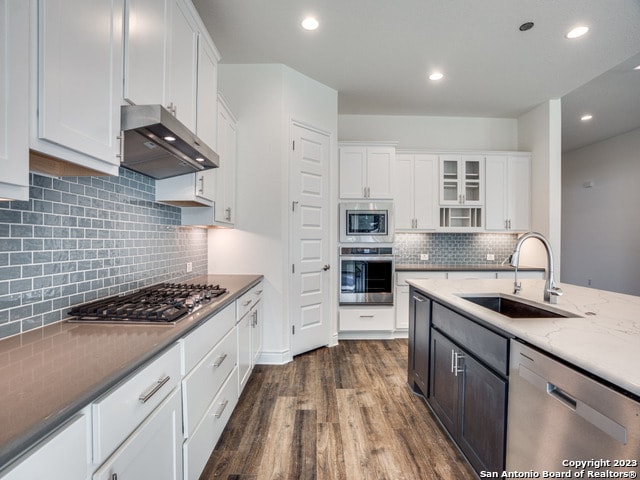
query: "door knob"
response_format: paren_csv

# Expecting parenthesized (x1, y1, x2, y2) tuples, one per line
(322, 264, 330, 271)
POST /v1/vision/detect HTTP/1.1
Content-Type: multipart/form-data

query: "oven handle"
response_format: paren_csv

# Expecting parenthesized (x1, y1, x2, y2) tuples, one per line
(340, 255, 394, 262)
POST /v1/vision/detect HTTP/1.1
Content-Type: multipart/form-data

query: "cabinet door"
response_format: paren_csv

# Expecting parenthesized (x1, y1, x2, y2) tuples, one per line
(428, 329, 458, 436)
(366, 147, 395, 199)
(411, 292, 431, 394)
(167, 0, 198, 132)
(93, 388, 182, 480)
(461, 155, 483, 205)
(413, 154, 438, 230)
(196, 37, 219, 150)
(507, 155, 531, 231)
(459, 353, 507, 473)
(36, 0, 123, 171)
(214, 96, 237, 225)
(237, 312, 252, 395)
(123, 0, 168, 106)
(251, 300, 263, 365)
(484, 155, 509, 231)
(395, 285, 409, 330)
(1, 414, 88, 480)
(339, 147, 366, 198)
(394, 154, 414, 229)
(0, 0, 29, 201)
(439, 155, 461, 205)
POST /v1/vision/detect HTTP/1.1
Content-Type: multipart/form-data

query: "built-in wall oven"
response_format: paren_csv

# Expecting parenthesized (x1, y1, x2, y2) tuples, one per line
(339, 246, 394, 305)
(339, 201, 394, 244)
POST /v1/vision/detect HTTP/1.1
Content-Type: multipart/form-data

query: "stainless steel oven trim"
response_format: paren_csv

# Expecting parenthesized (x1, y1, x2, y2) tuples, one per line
(339, 201, 395, 244)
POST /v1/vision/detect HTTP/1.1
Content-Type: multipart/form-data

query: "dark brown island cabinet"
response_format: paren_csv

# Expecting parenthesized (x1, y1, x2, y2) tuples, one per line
(407, 286, 510, 474)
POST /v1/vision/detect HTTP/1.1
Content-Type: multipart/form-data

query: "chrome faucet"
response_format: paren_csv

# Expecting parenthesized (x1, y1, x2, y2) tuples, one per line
(510, 232, 563, 304)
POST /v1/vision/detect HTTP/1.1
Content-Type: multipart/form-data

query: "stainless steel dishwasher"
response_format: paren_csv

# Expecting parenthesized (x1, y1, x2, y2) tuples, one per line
(507, 340, 640, 475)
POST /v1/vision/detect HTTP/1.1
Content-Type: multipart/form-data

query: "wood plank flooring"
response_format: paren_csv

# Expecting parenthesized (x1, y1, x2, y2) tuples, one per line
(199, 339, 475, 480)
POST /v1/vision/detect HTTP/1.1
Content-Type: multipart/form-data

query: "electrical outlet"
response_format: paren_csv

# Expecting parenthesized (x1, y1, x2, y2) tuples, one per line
(420, 253, 429, 261)
(186, 262, 193, 273)
(486, 253, 495, 261)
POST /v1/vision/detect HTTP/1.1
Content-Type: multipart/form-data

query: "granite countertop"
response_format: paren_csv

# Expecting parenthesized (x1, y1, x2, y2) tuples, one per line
(406, 278, 640, 397)
(395, 263, 544, 272)
(0, 273, 262, 470)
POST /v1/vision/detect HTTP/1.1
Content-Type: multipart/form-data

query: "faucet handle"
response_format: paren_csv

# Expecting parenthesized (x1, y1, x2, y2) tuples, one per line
(513, 281, 522, 294)
(547, 286, 563, 304)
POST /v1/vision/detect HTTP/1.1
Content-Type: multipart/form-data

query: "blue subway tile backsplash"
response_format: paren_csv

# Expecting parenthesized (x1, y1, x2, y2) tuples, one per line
(0, 168, 207, 340)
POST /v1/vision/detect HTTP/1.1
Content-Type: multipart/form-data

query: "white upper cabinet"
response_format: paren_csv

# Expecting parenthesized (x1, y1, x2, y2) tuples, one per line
(31, 0, 123, 176)
(439, 154, 484, 206)
(156, 169, 215, 207)
(394, 153, 438, 231)
(196, 34, 220, 150)
(167, 0, 199, 132)
(485, 154, 531, 231)
(123, 0, 169, 107)
(0, 0, 30, 201)
(339, 144, 395, 199)
(213, 95, 237, 226)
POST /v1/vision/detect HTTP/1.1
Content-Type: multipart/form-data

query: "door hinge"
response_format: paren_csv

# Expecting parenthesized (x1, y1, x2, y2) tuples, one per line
(292, 325, 295, 335)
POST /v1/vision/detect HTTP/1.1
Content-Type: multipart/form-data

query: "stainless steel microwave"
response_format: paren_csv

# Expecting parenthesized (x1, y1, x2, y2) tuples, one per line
(339, 201, 394, 244)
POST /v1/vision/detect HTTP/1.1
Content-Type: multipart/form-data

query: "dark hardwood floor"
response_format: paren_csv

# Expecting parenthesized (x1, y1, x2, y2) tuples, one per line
(199, 339, 476, 480)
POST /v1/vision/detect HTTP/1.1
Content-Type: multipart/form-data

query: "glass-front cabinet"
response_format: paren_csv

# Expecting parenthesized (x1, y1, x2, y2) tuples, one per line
(439, 155, 484, 206)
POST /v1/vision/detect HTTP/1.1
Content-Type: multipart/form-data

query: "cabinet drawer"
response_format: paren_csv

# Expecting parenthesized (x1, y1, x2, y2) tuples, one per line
(183, 303, 235, 374)
(236, 283, 262, 321)
(339, 307, 394, 331)
(182, 327, 237, 437)
(183, 367, 239, 480)
(432, 302, 509, 376)
(92, 342, 182, 463)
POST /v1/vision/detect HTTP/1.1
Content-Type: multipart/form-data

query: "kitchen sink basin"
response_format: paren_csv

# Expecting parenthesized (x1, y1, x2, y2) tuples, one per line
(459, 294, 577, 318)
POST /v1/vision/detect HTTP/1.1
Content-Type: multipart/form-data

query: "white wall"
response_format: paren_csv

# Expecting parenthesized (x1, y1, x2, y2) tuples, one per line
(339, 114, 518, 150)
(517, 100, 562, 277)
(562, 127, 640, 295)
(209, 64, 338, 364)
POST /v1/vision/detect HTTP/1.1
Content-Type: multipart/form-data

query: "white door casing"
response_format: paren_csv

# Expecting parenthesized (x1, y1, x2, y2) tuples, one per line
(290, 122, 331, 357)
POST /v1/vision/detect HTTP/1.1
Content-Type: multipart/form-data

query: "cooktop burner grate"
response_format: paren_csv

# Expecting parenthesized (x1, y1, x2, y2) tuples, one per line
(68, 282, 228, 324)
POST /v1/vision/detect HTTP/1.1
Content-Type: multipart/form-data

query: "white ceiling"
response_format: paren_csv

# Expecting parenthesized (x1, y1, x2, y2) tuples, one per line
(193, 0, 640, 152)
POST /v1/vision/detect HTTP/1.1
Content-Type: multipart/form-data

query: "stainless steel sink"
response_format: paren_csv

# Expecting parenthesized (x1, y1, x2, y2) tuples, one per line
(458, 294, 577, 318)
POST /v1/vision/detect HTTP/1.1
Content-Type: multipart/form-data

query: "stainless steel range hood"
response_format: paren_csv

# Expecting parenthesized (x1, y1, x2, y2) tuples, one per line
(120, 104, 219, 179)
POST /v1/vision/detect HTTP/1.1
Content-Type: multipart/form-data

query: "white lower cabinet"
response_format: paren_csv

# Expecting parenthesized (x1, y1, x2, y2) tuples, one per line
(0, 414, 89, 480)
(92, 343, 182, 464)
(236, 282, 264, 395)
(92, 388, 183, 480)
(339, 306, 395, 332)
(183, 367, 238, 480)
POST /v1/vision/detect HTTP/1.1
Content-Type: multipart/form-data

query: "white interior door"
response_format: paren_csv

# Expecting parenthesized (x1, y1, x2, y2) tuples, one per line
(290, 122, 331, 357)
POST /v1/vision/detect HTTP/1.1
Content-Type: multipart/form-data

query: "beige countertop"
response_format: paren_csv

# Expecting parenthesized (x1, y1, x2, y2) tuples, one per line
(406, 278, 640, 397)
(0, 273, 262, 470)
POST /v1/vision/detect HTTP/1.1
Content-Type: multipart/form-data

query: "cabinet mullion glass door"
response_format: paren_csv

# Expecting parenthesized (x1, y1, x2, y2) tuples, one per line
(462, 157, 483, 205)
(440, 157, 461, 204)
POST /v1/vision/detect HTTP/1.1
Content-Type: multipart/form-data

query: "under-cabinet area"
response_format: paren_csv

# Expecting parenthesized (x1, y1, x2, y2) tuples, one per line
(0, 275, 263, 480)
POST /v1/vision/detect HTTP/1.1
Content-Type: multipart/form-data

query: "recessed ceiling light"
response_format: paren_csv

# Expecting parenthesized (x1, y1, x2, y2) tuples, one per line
(566, 26, 589, 39)
(581, 114, 593, 121)
(301, 16, 319, 31)
(429, 72, 444, 81)
(519, 22, 534, 32)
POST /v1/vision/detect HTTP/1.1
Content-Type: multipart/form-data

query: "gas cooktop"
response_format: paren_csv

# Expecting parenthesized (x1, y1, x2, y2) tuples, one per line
(67, 282, 228, 324)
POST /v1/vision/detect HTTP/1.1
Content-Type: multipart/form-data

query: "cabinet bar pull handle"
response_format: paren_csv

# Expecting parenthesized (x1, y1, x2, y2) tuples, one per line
(242, 299, 252, 306)
(213, 353, 227, 368)
(138, 375, 170, 403)
(454, 352, 465, 377)
(255, 290, 263, 295)
(225, 207, 231, 221)
(112, 474, 118, 480)
(198, 175, 205, 195)
(359, 315, 374, 318)
(451, 349, 456, 373)
(412, 295, 425, 302)
(214, 399, 229, 419)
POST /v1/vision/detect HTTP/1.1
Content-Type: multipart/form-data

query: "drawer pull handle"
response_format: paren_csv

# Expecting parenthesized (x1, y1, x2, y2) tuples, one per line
(359, 315, 374, 318)
(213, 353, 228, 368)
(138, 375, 170, 404)
(412, 295, 425, 302)
(255, 290, 263, 295)
(242, 300, 252, 306)
(214, 399, 229, 419)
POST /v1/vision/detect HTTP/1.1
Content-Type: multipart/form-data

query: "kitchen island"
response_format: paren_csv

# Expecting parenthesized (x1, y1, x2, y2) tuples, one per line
(0, 273, 262, 475)
(406, 277, 640, 396)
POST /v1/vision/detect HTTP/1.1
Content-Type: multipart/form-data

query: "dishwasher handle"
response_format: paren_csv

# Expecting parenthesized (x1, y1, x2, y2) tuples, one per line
(547, 382, 577, 410)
